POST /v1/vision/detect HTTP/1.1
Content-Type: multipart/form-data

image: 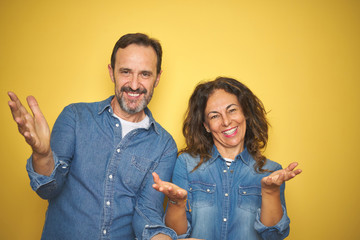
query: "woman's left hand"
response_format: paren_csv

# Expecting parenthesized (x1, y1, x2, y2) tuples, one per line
(261, 162, 302, 194)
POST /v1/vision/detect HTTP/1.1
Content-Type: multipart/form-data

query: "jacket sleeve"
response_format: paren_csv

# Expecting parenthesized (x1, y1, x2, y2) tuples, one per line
(254, 182, 290, 240)
(26, 105, 75, 199)
(132, 137, 179, 240)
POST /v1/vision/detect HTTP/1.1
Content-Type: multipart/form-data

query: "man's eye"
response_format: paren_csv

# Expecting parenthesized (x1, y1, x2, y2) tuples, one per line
(141, 72, 151, 78)
(120, 70, 130, 75)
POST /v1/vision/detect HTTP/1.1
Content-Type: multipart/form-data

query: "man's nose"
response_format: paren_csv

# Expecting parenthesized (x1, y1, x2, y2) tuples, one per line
(129, 75, 140, 90)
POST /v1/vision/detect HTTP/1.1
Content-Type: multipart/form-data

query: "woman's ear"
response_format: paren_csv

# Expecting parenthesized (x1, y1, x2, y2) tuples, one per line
(203, 123, 211, 133)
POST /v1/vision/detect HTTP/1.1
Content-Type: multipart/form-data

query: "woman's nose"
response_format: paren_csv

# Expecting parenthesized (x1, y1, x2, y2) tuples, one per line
(222, 114, 231, 126)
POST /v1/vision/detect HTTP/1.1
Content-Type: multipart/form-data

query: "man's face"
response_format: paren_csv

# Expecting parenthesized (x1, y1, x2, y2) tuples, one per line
(108, 44, 161, 118)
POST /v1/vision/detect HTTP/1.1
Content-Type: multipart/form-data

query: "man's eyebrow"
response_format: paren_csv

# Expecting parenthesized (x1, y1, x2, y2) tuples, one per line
(119, 67, 131, 71)
(140, 70, 153, 74)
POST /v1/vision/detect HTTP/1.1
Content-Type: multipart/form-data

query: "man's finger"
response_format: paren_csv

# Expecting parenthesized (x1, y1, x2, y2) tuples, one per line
(27, 95, 44, 118)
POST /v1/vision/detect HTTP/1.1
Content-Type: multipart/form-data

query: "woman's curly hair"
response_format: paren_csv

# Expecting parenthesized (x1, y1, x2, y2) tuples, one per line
(179, 77, 270, 172)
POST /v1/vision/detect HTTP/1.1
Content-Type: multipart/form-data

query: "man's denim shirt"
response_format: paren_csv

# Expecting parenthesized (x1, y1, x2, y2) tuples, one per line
(26, 96, 178, 240)
(172, 146, 290, 240)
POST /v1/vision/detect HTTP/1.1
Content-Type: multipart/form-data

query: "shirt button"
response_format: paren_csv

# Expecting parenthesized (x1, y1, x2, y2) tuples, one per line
(109, 174, 113, 179)
(206, 189, 210, 192)
(225, 193, 229, 197)
(243, 191, 247, 194)
(223, 169, 227, 173)
(106, 201, 110, 206)
(103, 229, 107, 235)
(189, 188, 192, 191)
(223, 218, 227, 222)
(117, 148, 120, 153)
(115, 123, 119, 127)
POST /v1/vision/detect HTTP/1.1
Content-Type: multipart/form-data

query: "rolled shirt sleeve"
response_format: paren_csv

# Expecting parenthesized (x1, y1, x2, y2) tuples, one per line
(26, 152, 70, 199)
(26, 105, 75, 200)
(254, 205, 290, 239)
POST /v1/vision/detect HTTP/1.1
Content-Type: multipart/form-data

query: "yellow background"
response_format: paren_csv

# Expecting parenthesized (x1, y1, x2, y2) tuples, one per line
(1, 0, 359, 239)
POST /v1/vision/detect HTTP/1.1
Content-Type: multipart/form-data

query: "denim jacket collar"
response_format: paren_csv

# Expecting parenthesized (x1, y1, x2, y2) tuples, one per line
(97, 96, 160, 134)
(208, 145, 252, 166)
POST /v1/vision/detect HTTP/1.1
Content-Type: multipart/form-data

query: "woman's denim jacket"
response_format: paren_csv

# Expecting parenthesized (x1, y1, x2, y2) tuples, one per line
(172, 146, 290, 240)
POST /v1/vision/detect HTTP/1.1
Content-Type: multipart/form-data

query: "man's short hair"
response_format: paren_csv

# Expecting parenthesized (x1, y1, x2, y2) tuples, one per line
(110, 33, 162, 74)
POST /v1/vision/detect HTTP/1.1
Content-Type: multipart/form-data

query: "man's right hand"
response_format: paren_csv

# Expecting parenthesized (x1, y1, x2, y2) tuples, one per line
(8, 91, 54, 176)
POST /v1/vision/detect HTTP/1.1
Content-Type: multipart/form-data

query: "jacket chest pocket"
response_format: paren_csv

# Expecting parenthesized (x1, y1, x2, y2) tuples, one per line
(238, 186, 262, 213)
(189, 182, 216, 208)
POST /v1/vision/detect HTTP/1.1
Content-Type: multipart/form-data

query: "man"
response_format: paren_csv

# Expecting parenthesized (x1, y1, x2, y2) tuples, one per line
(8, 33, 178, 239)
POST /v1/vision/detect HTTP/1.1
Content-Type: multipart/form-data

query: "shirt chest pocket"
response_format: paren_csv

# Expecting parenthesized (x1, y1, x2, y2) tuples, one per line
(121, 155, 154, 192)
(189, 182, 216, 208)
(238, 186, 262, 213)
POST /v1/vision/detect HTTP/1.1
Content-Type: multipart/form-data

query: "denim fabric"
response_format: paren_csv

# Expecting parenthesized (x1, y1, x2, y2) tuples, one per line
(172, 146, 290, 240)
(26, 96, 178, 240)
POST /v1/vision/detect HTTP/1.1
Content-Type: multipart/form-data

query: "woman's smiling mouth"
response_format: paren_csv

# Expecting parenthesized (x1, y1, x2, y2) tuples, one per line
(222, 127, 238, 137)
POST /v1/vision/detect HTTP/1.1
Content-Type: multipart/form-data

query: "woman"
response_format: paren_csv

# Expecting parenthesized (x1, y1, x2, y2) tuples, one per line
(153, 77, 301, 240)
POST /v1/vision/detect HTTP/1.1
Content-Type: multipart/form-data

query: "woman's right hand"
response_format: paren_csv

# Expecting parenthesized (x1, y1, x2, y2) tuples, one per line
(152, 172, 188, 204)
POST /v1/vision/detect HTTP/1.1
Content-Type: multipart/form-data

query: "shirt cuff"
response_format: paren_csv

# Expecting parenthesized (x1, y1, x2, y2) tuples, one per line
(176, 220, 191, 239)
(26, 152, 64, 191)
(142, 224, 178, 240)
(254, 205, 290, 235)
(162, 207, 191, 239)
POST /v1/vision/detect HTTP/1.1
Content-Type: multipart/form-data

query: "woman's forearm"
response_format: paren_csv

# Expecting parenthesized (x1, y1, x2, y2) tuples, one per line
(165, 200, 188, 235)
(260, 189, 283, 226)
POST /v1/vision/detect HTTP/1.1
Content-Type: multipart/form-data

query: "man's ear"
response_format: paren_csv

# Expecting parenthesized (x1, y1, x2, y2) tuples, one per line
(108, 64, 115, 83)
(154, 70, 162, 88)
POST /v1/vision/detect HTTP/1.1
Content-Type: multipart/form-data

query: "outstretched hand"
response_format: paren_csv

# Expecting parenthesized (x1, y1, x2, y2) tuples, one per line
(152, 172, 188, 203)
(8, 91, 54, 175)
(261, 162, 302, 194)
(8, 91, 51, 156)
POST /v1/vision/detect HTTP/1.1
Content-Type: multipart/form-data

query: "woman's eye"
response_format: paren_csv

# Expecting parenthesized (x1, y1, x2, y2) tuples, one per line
(229, 108, 237, 113)
(210, 115, 219, 119)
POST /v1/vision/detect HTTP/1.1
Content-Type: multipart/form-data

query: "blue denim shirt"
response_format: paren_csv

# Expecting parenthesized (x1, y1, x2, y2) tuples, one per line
(26, 96, 178, 240)
(172, 146, 290, 240)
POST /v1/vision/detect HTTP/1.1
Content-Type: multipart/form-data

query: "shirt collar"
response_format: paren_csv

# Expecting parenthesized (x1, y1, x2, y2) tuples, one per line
(97, 96, 160, 134)
(210, 144, 251, 166)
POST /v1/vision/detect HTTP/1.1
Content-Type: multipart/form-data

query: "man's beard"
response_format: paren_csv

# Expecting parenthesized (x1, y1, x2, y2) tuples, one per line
(116, 85, 154, 114)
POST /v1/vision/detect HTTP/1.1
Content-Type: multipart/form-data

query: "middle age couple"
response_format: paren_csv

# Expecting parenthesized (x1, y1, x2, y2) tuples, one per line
(9, 32, 301, 240)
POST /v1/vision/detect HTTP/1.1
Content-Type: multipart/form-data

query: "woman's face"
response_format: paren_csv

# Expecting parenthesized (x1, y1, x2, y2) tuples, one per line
(203, 89, 246, 157)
